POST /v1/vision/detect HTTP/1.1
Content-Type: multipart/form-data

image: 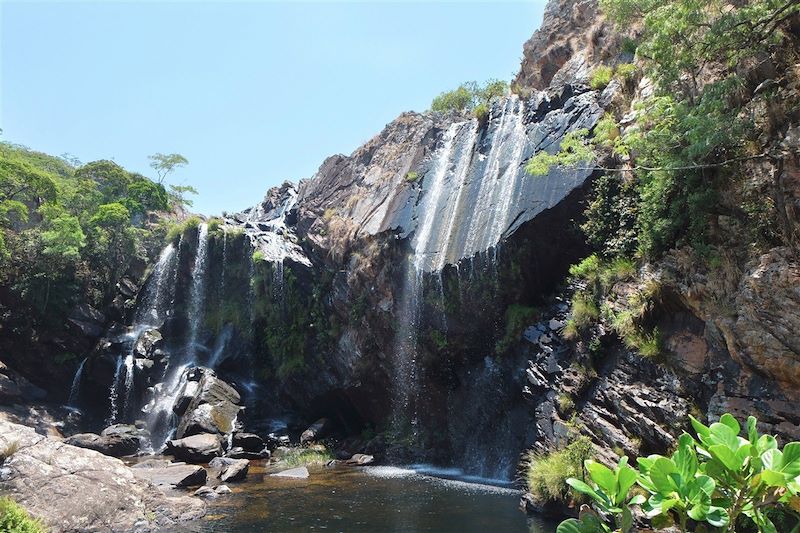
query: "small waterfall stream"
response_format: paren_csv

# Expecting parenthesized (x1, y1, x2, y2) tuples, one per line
(67, 358, 87, 408)
(186, 223, 210, 361)
(106, 244, 178, 423)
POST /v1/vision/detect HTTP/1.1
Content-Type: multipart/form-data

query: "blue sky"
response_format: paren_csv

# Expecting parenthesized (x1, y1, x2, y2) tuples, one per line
(1, 1, 545, 215)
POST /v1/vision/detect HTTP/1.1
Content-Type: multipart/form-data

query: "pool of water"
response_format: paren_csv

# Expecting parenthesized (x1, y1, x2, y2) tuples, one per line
(183, 462, 558, 532)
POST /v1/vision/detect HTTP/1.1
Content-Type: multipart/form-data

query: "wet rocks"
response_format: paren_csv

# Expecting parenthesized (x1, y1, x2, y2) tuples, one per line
(300, 417, 332, 444)
(65, 431, 141, 458)
(345, 453, 374, 466)
(166, 433, 223, 463)
(0, 420, 205, 531)
(270, 466, 309, 479)
(209, 457, 249, 482)
(174, 367, 241, 439)
(132, 461, 207, 488)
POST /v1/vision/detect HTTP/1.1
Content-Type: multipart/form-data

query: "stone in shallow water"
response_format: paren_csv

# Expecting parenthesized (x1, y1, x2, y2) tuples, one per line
(214, 485, 232, 494)
(209, 457, 249, 482)
(132, 462, 207, 488)
(166, 433, 222, 463)
(193, 486, 218, 499)
(270, 466, 309, 479)
(346, 453, 374, 466)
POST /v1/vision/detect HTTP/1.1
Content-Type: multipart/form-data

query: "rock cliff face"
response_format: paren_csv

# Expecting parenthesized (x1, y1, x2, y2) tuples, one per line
(6, 0, 799, 503)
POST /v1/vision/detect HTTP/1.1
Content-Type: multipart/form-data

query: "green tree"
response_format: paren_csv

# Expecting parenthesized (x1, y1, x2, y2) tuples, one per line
(75, 160, 131, 202)
(148, 152, 188, 184)
(168, 184, 198, 209)
(430, 79, 509, 117)
(124, 176, 169, 215)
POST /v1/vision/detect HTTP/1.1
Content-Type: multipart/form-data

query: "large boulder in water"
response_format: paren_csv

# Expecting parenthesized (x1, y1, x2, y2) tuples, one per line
(209, 457, 249, 482)
(0, 420, 205, 531)
(131, 460, 207, 488)
(65, 431, 141, 457)
(166, 433, 223, 463)
(133, 328, 163, 359)
(174, 367, 241, 439)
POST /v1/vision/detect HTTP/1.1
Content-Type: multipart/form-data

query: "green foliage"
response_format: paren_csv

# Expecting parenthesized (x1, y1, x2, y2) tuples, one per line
(570, 292, 600, 332)
(0, 497, 46, 533)
(405, 171, 419, 182)
(590, 65, 614, 90)
(0, 141, 185, 324)
(559, 413, 800, 533)
(496, 303, 538, 354)
(524, 437, 594, 504)
(615, 63, 637, 82)
(430, 79, 509, 116)
(526, 129, 594, 177)
(148, 152, 188, 183)
(275, 447, 333, 468)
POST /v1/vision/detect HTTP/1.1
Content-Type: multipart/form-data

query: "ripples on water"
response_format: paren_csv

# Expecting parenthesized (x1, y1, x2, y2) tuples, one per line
(183, 462, 557, 532)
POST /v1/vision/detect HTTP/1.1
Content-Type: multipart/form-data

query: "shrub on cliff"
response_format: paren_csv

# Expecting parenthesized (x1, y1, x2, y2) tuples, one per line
(556, 413, 800, 533)
(523, 437, 593, 505)
(430, 79, 509, 118)
(0, 497, 45, 533)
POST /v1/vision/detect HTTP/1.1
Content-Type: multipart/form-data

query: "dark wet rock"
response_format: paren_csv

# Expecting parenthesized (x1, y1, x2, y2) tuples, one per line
(232, 432, 264, 452)
(133, 328, 163, 359)
(209, 457, 249, 482)
(0, 420, 205, 531)
(166, 433, 223, 463)
(227, 446, 270, 460)
(117, 276, 139, 298)
(67, 303, 106, 339)
(300, 417, 332, 444)
(270, 466, 309, 479)
(174, 368, 241, 439)
(345, 453, 374, 466)
(192, 486, 218, 499)
(65, 431, 141, 458)
(132, 462, 207, 488)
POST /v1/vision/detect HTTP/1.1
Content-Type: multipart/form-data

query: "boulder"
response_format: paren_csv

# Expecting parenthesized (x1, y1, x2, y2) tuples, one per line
(345, 453, 374, 466)
(65, 432, 141, 457)
(232, 432, 264, 452)
(133, 328, 163, 359)
(102, 423, 151, 448)
(166, 433, 223, 463)
(209, 457, 249, 482)
(132, 462, 207, 488)
(270, 466, 309, 479)
(214, 485, 232, 494)
(227, 446, 270, 460)
(193, 486, 218, 499)
(174, 368, 241, 439)
(299, 417, 331, 444)
(0, 420, 205, 531)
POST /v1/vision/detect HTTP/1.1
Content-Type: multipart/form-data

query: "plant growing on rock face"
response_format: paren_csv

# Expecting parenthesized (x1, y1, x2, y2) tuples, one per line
(556, 413, 800, 533)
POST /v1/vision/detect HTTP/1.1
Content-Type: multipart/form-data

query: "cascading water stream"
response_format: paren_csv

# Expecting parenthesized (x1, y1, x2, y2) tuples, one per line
(107, 244, 177, 423)
(186, 223, 209, 362)
(67, 358, 87, 408)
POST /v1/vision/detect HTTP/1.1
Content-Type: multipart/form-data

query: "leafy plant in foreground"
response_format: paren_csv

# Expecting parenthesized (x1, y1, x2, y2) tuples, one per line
(556, 413, 800, 532)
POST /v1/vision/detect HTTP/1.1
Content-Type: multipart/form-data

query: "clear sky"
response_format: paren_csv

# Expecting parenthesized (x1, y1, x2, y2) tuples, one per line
(1, 1, 545, 216)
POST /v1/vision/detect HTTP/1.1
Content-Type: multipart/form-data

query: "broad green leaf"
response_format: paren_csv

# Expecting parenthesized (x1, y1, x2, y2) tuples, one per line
(747, 416, 758, 444)
(645, 493, 678, 518)
(586, 461, 615, 494)
(616, 465, 638, 505)
(629, 494, 646, 505)
(708, 444, 742, 471)
(762, 448, 783, 471)
(758, 434, 778, 454)
(556, 518, 584, 533)
(566, 478, 606, 507)
(674, 434, 698, 480)
(688, 499, 710, 521)
(709, 422, 740, 450)
(687, 475, 715, 500)
(690, 415, 711, 440)
(719, 413, 741, 435)
(706, 506, 730, 528)
(761, 469, 788, 487)
(781, 442, 800, 476)
(621, 506, 633, 533)
(648, 457, 678, 494)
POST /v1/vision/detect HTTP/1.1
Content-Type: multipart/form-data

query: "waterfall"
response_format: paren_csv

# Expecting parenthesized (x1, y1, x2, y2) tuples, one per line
(67, 358, 87, 408)
(107, 244, 177, 424)
(186, 223, 209, 361)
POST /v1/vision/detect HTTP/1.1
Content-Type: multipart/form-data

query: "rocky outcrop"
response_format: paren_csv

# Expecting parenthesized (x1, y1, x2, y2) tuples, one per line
(174, 367, 242, 439)
(166, 433, 223, 463)
(209, 457, 249, 482)
(131, 460, 208, 488)
(513, 0, 633, 91)
(0, 420, 204, 532)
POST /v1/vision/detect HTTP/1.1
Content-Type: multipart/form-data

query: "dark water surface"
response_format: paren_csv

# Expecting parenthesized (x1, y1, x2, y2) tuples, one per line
(185, 463, 558, 532)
